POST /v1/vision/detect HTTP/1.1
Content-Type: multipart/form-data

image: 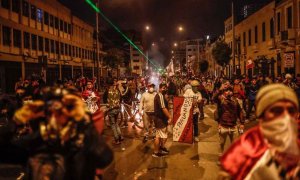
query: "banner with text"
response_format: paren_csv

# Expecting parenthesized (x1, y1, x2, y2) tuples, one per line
(173, 97, 193, 144)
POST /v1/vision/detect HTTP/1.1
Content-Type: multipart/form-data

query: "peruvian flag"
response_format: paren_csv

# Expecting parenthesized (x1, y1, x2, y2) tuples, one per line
(173, 97, 194, 144)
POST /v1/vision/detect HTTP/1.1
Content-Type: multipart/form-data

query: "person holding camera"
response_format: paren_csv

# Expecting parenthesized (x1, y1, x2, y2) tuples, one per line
(218, 86, 245, 155)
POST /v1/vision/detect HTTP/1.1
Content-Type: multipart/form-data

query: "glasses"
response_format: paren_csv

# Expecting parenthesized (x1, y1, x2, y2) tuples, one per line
(269, 106, 298, 116)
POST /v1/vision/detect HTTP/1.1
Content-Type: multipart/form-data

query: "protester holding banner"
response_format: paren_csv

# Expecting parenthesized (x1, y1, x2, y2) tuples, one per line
(183, 80, 202, 142)
(153, 83, 171, 157)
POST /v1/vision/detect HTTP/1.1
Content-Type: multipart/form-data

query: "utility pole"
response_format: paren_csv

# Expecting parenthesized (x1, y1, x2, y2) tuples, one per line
(232, 0, 236, 77)
(95, 0, 100, 90)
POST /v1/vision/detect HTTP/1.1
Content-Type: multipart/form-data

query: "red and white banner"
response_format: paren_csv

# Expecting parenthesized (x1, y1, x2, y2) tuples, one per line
(173, 97, 193, 144)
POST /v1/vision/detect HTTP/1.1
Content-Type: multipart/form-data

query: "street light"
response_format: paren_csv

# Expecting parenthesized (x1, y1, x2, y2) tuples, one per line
(152, 42, 155, 46)
(178, 26, 184, 32)
(174, 43, 178, 47)
(145, 25, 150, 31)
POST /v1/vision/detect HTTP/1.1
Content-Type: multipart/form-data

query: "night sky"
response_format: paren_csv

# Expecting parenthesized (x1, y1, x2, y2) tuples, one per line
(59, 0, 232, 65)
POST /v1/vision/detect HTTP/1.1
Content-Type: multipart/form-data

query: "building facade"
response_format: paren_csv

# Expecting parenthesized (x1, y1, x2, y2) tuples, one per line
(173, 39, 211, 76)
(225, 0, 300, 78)
(130, 43, 145, 76)
(0, 0, 104, 93)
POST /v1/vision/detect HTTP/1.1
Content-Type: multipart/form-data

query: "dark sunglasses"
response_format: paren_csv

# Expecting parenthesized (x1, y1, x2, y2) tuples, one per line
(269, 106, 298, 116)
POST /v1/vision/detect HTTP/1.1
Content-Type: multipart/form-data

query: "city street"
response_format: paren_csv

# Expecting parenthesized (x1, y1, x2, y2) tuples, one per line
(103, 104, 257, 180)
(1, 0, 299, 179)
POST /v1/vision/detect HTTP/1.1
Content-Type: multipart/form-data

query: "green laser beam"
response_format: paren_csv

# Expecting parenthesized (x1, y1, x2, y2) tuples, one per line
(85, 0, 160, 70)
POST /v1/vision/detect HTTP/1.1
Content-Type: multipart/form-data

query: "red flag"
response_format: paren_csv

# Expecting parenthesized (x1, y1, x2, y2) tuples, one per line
(173, 97, 194, 144)
(92, 109, 105, 135)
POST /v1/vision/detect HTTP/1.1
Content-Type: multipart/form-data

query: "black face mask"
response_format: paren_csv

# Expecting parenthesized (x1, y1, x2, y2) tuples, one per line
(162, 90, 167, 95)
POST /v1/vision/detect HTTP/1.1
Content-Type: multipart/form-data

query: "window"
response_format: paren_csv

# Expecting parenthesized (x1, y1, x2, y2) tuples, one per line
(38, 36, 43, 51)
(2, 26, 11, 46)
(68, 45, 71, 56)
(60, 19, 63, 31)
(22, 1, 29, 17)
(37, 8, 43, 23)
(133, 54, 139, 57)
(31, 5, 36, 20)
(24, 32, 30, 48)
(79, 48, 82, 58)
(133, 60, 139, 62)
(243, 32, 246, 47)
(248, 29, 251, 46)
(277, 12, 281, 34)
(60, 43, 64, 54)
(44, 12, 49, 25)
(254, 26, 258, 43)
(133, 66, 140, 70)
(67, 24, 71, 34)
(270, 18, 274, 39)
(55, 41, 59, 54)
(50, 40, 54, 53)
(13, 29, 21, 47)
(262, 22, 266, 42)
(65, 44, 68, 55)
(12, 0, 20, 13)
(76, 47, 79, 57)
(55, 17, 59, 29)
(287, 6, 293, 28)
(45, 38, 49, 52)
(1, 0, 10, 9)
(64, 21, 67, 33)
(72, 46, 75, 56)
(31, 34, 37, 50)
(49, 15, 54, 27)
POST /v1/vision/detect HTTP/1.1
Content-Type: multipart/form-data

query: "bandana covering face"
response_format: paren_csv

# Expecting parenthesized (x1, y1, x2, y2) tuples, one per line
(260, 115, 300, 156)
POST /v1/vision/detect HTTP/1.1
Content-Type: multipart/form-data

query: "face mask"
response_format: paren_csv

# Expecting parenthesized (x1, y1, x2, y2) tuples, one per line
(260, 115, 299, 155)
(148, 87, 154, 93)
(23, 100, 33, 105)
(162, 89, 167, 95)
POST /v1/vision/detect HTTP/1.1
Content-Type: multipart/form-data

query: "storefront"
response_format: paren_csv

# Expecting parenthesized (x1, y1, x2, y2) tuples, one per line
(0, 61, 22, 93)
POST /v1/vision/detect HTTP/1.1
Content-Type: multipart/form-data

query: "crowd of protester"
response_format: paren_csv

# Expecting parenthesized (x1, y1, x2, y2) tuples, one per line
(0, 71, 300, 179)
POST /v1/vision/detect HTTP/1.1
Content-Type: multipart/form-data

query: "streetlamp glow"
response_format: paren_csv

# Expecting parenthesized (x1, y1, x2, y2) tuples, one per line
(178, 26, 184, 32)
(145, 25, 150, 31)
(152, 42, 155, 46)
(174, 43, 178, 47)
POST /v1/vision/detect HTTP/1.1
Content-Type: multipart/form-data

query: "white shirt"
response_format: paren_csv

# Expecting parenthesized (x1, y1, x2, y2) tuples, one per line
(139, 91, 157, 113)
(183, 89, 202, 114)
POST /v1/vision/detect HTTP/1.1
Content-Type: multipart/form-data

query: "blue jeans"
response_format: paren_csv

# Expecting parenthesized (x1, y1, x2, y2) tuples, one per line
(108, 108, 122, 141)
(193, 113, 199, 137)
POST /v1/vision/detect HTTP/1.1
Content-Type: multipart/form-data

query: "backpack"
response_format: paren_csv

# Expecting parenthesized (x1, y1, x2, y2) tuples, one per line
(26, 153, 65, 180)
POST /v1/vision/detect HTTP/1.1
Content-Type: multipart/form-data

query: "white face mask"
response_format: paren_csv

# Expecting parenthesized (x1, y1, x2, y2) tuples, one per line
(148, 87, 154, 93)
(260, 115, 299, 155)
(23, 100, 33, 105)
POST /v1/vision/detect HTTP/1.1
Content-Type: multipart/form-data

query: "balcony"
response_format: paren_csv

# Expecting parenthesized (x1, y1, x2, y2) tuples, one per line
(267, 40, 275, 49)
(252, 45, 259, 53)
(281, 30, 295, 41)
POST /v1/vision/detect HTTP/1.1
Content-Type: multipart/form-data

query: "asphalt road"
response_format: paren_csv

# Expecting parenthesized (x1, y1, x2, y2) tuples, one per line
(103, 104, 258, 180)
